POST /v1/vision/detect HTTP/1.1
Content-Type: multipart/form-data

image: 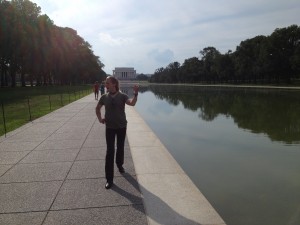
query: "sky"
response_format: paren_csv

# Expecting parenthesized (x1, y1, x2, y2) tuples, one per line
(31, 0, 300, 75)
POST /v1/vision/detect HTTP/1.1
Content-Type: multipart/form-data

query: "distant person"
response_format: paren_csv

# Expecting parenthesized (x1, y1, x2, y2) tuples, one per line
(100, 81, 105, 95)
(95, 76, 139, 189)
(93, 81, 100, 100)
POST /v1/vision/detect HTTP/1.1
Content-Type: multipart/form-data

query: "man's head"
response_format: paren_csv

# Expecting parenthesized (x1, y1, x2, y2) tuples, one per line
(105, 76, 119, 92)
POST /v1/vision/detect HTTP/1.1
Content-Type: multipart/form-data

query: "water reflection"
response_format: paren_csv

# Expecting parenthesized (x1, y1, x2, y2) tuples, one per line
(120, 85, 300, 225)
(121, 84, 300, 225)
(141, 85, 300, 144)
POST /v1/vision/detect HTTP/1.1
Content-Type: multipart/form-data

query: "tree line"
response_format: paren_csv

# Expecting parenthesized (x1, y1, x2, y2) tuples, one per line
(0, 0, 106, 87)
(150, 25, 300, 85)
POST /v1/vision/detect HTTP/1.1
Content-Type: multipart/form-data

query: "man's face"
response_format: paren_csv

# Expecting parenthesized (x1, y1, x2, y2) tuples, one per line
(105, 79, 115, 92)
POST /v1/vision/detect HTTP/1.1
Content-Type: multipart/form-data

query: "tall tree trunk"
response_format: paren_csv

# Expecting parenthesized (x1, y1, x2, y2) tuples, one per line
(1, 63, 8, 87)
(29, 74, 33, 87)
(10, 66, 16, 87)
(36, 76, 41, 86)
(0, 69, 3, 87)
(21, 71, 26, 87)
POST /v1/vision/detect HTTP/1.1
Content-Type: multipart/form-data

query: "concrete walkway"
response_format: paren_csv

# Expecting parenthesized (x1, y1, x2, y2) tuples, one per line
(0, 94, 226, 225)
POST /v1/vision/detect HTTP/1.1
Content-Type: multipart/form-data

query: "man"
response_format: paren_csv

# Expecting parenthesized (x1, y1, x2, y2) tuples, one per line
(93, 81, 100, 100)
(100, 81, 105, 95)
(95, 76, 139, 189)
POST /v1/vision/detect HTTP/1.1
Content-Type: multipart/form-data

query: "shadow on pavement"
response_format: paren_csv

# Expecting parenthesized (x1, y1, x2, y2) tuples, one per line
(112, 173, 202, 225)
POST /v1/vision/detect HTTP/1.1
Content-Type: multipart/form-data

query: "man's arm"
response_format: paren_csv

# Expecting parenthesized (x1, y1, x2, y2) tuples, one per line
(96, 102, 105, 124)
(126, 93, 138, 106)
(126, 85, 139, 106)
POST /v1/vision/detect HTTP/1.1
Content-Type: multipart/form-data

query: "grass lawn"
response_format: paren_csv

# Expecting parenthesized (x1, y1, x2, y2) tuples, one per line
(0, 85, 92, 136)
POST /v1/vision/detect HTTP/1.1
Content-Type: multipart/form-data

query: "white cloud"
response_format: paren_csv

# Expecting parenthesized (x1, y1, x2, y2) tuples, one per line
(32, 0, 300, 74)
(148, 49, 175, 64)
(98, 33, 133, 46)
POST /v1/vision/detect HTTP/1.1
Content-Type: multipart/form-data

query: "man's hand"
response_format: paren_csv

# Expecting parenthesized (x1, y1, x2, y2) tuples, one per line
(133, 84, 139, 93)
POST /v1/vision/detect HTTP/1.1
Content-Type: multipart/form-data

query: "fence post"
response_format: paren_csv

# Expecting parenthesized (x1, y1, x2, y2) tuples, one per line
(49, 95, 51, 111)
(27, 98, 32, 121)
(1, 101, 7, 137)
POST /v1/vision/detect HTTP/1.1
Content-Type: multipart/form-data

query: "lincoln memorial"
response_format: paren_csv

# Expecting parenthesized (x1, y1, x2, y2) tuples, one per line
(113, 67, 136, 80)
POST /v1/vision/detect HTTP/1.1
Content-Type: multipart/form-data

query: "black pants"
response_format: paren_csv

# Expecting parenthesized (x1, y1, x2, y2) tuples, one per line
(105, 127, 126, 182)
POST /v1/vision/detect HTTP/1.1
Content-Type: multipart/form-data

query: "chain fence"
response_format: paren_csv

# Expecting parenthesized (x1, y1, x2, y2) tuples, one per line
(0, 89, 91, 137)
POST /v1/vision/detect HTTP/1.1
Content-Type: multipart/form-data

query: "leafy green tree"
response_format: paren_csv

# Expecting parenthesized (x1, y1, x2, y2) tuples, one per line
(0, 0, 12, 86)
(234, 35, 266, 83)
(136, 74, 149, 81)
(180, 57, 203, 83)
(150, 67, 167, 83)
(150, 25, 299, 85)
(214, 51, 235, 83)
(291, 44, 300, 78)
(200, 47, 220, 83)
(0, 0, 104, 87)
(166, 61, 180, 83)
(9, 0, 42, 87)
(268, 25, 300, 83)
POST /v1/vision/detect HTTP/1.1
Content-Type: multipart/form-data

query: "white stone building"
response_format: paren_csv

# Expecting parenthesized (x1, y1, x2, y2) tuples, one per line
(113, 67, 136, 80)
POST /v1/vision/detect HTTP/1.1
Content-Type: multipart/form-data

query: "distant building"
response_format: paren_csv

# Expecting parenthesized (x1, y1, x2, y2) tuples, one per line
(113, 67, 136, 80)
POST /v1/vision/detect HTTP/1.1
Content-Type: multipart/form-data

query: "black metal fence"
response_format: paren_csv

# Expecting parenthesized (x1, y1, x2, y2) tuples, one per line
(1, 89, 91, 137)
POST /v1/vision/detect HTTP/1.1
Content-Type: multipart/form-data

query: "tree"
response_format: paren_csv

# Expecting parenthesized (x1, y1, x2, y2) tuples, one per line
(180, 57, 203, 82)
(150, 25, 299, 85)
(234, 35, 266, 83)
(0, 0, 12, 87)
(136, 74, 149, 81)
(10, 0, 42, 87)
(215, 51, 234, 83)
(268, 25, 300, 83)
(0, 0, 105, 87)
(200, 47, 220, 83)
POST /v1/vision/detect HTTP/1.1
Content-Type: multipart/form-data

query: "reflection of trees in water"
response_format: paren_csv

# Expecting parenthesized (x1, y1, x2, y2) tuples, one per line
(148, 85, 300, 144)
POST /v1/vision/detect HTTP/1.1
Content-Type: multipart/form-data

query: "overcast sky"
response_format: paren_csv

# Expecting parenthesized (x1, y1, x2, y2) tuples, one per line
(31, 0, 299, 75)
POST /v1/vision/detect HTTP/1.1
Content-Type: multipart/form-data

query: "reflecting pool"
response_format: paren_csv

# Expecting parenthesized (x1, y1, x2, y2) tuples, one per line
(125, 84, 300, 225)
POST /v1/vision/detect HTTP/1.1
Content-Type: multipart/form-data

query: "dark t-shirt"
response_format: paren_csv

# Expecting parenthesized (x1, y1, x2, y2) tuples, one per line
(99, 92, 129, 129)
